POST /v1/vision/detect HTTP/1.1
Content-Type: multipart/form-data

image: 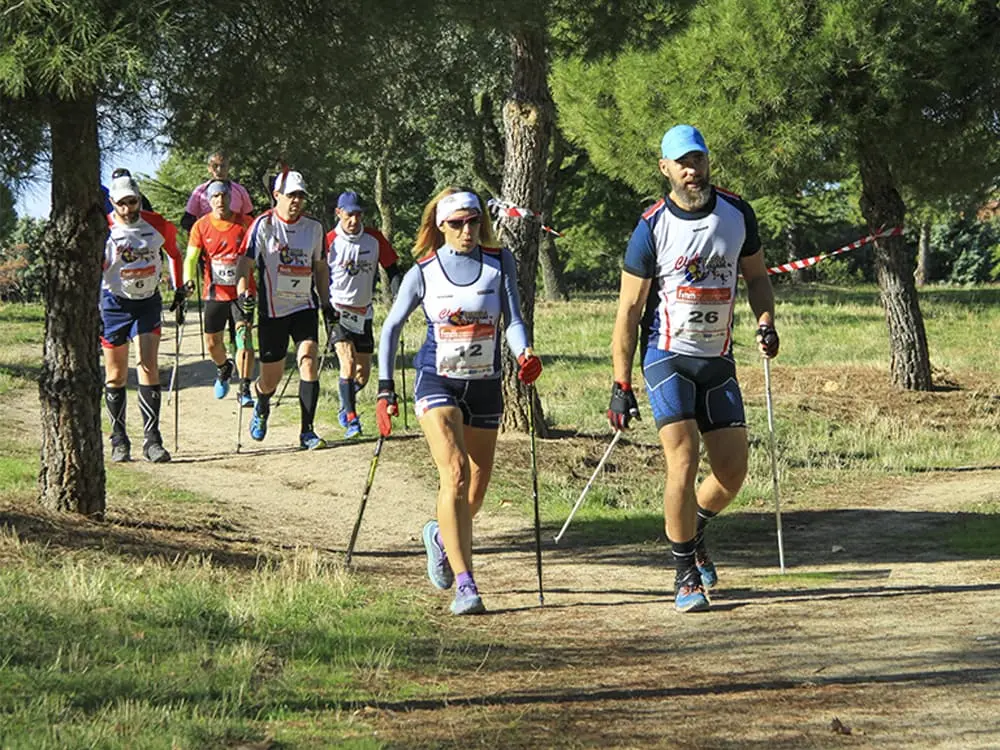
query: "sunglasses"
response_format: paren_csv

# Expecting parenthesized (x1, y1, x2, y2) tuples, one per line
(116, 197, 139, 207)
(444, 216, 481, 230)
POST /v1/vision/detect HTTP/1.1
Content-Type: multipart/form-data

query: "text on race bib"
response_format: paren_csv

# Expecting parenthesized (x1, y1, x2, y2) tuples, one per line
(119, 266, 157, 300)
(669, 286, 733, 344)
(276, 264, 312, 300)
(435, 323, 495, 378)
(211, 258, 238, 287)
(335, 304, 367, 334)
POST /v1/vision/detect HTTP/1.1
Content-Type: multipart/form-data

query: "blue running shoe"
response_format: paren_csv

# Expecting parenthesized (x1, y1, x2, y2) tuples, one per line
(344, 416, 362, 439)
(299, 431, 327, 450)
(237, 389, 255, 408)
(675, 581, 710, 613)
(696, 548, 718, 589)
(338, 409, 349, 428)
(450, 582, 486, 615)
(249, 406, 268, 441)
(214, 359, 234, 399)
(422, 520, 454, 590)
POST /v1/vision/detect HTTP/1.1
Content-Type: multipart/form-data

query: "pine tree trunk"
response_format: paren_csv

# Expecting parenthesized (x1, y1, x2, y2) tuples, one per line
(914, 221, 931, 286)
(539, 128, 570, 302)
(539, 233, 568, 302)
(857, 145, 932, 391)
(38, 93, 107, 516)
(498, 25, 552, 435)
(373, 133, 396, 302)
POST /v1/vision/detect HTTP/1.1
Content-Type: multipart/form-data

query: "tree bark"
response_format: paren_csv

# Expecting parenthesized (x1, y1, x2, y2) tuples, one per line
(373, 129, 397, 303)
(857, 144, 932, 391)
(538, 128, 577, 302)
(499, 25, 553, 435)
(38, 92, 107, 516)
(914, 221, 931, 286)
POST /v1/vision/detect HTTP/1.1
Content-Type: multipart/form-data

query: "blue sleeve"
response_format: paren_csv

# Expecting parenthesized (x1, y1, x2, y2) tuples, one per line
(244, 217, 264, 261)
(377, 265, 423, 382)
(623, 218, 657, 277)
(500, 248, 530, 357)
(738, 200, 762, 257)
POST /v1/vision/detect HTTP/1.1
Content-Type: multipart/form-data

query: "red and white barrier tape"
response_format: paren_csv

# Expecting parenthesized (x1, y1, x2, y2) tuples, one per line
(487, 199, 565, 237)
(767, 226, 903, 275)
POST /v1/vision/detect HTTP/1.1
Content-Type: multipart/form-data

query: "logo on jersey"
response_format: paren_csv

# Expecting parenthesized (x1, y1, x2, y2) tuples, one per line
(683, 256, 708, 283)
(279, 244, 293, 264)
(117, 242, 154, 264)
(341, 259, 374, 277)
(439, 307, 489, 326)
(677, 253, 732, 284)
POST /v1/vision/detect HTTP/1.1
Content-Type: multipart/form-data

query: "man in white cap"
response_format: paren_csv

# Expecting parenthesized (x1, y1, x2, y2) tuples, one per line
(184, 180, 256, 406)
(101, 174, 185, 463)
(239, 170, 330, 449)
(180, 149, 255, 231)
(608, 124, 780, 613)
(323, 190, 402, 438)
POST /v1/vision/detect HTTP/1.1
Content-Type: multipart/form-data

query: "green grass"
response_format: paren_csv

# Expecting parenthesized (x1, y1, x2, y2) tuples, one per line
(0, 538, 467, 748)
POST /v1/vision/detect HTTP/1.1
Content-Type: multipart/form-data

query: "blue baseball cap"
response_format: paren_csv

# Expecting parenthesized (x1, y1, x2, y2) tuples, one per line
(660, 125, 709, 160)
(337, 191, 364, 213)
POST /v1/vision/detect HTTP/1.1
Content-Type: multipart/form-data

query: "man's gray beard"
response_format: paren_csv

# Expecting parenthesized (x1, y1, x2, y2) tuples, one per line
(670, 177, 711, 210)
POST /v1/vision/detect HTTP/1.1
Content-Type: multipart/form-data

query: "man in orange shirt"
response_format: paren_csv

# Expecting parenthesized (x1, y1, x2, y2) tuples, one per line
(184, 181, 256, 406)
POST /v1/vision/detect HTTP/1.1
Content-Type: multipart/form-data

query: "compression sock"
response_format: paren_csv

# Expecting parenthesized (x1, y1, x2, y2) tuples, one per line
(105, 385, 127, 442)
(694, 506, 717, 549)
(255, 385, 273, 415)
(338, 377, 356, 419)
(299, 380, 320, 433)
(670, 537, 698, 587)
(137, 384, 163, 444)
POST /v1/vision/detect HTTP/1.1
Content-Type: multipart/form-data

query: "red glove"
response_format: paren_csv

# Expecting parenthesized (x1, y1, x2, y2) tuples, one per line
(376, 380, 398, 437)
(517, 352, 543, 385)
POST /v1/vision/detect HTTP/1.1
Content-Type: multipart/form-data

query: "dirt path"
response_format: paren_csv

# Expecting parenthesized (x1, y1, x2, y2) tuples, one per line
(25, 321, 1000, 747)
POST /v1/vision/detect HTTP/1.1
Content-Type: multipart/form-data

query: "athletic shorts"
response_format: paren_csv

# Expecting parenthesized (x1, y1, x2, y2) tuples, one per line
(642, 348, 746, 433)
(325, 311, 375, 354)
(413, 371, 502, 429)
(100, 292, 162, 348)
(204, 299, 243, 335)
(257, 308, 318, 363)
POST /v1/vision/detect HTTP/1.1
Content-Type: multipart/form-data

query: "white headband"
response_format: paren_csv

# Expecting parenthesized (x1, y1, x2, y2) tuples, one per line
(436, 192, 481, 226)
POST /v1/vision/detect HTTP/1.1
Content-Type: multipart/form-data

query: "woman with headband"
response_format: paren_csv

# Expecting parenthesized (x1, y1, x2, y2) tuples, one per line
(376, 187, 543, 615)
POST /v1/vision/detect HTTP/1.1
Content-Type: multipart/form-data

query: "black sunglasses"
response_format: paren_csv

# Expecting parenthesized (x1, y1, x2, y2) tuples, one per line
(444, 216, 481, 230)
(116, 197, 139, 207)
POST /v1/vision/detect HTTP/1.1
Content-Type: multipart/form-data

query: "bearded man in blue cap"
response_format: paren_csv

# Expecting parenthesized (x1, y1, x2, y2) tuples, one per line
(608, 124, 780, 613)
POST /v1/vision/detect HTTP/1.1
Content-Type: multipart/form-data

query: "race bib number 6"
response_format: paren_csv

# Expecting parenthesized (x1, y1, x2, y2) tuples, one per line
(119, 266, 157, 300)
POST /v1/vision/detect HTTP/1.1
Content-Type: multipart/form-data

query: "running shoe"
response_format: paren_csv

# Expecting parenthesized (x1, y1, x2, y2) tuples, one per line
(338, 409, 349, 428)
(450, 582, 486, 615)
(696, 544, 718, 589)
(299, 431, 327, 450)
(237, 389, 255, 408)
(214, 359, 234, 399)
(344, 416, 362, 439)
(249, 406, 268, 441)
(110, 438, 131, 463)
(674, 580, 710, 613)
(422, 520, 454, 589)
(142, 441, 171, 464)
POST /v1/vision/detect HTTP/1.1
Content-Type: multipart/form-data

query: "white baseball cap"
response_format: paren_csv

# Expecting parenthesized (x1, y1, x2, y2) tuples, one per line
(275, 170, 307, 195)
(109, 175, 140, 203)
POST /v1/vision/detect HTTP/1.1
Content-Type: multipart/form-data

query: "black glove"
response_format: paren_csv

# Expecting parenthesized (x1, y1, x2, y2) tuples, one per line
(756, 324, 780, 358)
(237, 292, 256, 323)
(169, 287, 188, 325)
(607, 381, 640, 431)
(322, 303, 338, 335)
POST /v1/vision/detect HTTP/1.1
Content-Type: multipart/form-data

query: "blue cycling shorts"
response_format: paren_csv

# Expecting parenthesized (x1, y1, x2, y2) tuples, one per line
(642, 348, 746, 433)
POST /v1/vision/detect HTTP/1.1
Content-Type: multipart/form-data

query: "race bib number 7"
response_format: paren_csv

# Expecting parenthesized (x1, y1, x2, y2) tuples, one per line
(276, 264, 311, 300)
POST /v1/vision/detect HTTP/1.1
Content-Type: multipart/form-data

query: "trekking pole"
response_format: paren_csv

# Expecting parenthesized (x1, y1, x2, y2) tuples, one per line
(172, 306, 182, 453)
(345, 435, 384, 565)
(399, 335, 408, 430)
(553, 430, 623, 544)
(165, 316, 185, 406)
(272, 363, 295, 408)
(763, 356, 786, 573)
(194, 274, 205, 359)
(529, 386, 544, 605)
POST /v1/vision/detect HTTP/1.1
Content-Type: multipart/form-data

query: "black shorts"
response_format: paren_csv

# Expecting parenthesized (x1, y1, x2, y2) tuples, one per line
(413, 370, 502, 429)
(204, 299, 241, 335)
(258, 308, 319, 363)
(325, 311, 375, 354)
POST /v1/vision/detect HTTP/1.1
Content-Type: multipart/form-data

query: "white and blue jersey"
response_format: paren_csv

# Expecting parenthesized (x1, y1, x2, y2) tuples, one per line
(378, 245, 529, 382)
(625, 187, 760, 358)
